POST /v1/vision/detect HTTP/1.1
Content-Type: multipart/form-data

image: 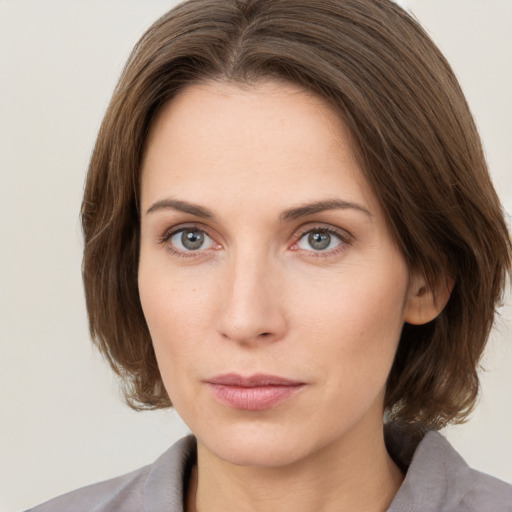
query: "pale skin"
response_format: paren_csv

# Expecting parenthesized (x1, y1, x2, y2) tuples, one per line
(138, 81, 451, 512)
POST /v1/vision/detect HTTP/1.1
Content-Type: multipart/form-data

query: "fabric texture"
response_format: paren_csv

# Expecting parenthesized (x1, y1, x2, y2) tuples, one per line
(26, 428, 512, 512)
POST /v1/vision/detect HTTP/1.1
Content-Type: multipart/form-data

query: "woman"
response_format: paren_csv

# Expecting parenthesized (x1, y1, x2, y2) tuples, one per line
(28, 0, 511, 511)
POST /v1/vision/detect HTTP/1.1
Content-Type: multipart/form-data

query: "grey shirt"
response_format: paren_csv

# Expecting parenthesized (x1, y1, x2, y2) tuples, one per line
(27, 428, 512, 512)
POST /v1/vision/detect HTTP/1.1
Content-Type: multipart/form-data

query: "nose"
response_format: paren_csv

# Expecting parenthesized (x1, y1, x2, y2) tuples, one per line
(216, 249, 288, 345)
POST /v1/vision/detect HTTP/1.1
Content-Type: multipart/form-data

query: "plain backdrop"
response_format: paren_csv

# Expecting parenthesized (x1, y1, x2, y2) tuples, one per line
(1, 1, 511, 511)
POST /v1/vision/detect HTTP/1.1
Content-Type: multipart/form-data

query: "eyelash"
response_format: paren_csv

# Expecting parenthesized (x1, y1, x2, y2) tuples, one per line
(291, 225, 352, 258)
(158, 223, 353, 258)
(158, 223, 218, 258)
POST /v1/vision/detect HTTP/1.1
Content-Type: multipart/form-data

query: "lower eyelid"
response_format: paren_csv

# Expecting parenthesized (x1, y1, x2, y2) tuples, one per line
(160, 226, 223, 258)
(158, 224, 350, 255)
(289, 227, 353, 257)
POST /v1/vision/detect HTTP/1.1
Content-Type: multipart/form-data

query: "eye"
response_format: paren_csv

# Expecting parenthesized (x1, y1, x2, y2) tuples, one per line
(167, 228, 216, 252)
(296, 228, 344, 252)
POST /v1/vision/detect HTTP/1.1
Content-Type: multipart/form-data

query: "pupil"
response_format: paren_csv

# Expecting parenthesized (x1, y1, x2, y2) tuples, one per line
(308, 231, 331, 250)
(182, 230, 204, 250)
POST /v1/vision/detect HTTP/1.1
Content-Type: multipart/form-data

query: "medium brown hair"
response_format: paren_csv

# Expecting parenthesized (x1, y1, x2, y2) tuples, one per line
(82, 0, 511, 430)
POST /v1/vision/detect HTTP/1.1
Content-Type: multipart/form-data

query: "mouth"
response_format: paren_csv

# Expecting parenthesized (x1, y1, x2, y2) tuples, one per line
(205, 373, 306, 411)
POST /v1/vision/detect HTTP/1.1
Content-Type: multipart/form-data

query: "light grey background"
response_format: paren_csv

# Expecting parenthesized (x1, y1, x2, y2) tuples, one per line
(1, 1, 511, 511)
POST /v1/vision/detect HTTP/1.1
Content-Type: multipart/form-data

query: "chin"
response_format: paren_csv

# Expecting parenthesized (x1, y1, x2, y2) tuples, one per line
(208, 430, 306, 468)
(194, 417, 335, 469)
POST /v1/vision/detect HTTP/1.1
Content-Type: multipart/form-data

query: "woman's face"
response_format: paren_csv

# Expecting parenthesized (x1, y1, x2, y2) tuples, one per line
(139, 81, 419, 467)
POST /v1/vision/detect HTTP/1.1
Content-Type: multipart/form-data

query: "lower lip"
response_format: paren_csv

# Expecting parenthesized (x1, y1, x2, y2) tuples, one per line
(207, 383, 305, 410)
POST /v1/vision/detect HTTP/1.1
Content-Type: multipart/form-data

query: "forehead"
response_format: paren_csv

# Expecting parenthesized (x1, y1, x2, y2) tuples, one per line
(143, 80, 352, 159)
(140, 80, 375, 215)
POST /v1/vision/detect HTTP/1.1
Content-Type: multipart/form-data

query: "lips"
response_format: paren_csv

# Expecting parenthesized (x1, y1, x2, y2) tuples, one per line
(205, 373, 306, 411)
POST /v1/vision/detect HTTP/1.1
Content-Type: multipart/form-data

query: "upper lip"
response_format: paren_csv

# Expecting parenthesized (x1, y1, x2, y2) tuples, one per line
(205, 373, 304, 387)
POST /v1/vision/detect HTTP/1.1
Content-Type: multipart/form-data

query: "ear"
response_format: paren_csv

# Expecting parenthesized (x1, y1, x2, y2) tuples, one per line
(404, 272, 454, 325)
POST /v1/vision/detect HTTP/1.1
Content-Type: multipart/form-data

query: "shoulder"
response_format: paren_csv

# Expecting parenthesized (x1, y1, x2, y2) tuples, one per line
(25, 465, 151, 512)
(387, 426, 512, 512)
(25, 435, 196, 512)
(461, 466, 512, 512)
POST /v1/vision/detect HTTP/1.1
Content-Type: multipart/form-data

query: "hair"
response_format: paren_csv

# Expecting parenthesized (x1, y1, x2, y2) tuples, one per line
(82, 0, 511, 430)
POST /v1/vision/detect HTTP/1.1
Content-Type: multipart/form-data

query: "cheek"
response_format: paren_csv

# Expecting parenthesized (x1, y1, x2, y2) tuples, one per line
(138, 282, 176, 384)
(299, 264, 407, 337)
(138, 259, 219, 383)
(297, 264, 408, 379)
(138, 278, 197, 407)
(139, 251, 214, 333)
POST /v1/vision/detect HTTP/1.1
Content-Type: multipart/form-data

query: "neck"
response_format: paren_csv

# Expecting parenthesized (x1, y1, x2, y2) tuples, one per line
(187, 423, 403, 512)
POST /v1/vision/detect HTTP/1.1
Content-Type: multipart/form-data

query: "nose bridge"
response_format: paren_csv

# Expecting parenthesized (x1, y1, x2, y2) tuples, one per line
(218, 243, 286, 344)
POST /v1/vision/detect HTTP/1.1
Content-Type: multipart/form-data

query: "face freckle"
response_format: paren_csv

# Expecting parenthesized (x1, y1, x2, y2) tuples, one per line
(138, 80, 416, 469)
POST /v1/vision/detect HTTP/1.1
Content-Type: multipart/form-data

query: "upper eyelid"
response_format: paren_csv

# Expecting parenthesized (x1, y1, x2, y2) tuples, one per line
(293, 223, 353, 241)
(159, 222, 215, 241)
(157, 221, 353, 248)
(159, 225, 219, 257)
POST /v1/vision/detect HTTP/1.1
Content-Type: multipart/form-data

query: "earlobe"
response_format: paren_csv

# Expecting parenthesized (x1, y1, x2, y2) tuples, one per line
(404, 273, 454, 326)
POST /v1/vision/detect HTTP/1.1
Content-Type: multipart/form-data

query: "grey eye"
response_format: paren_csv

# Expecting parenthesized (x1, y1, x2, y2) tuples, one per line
(308, 232, 331, 250)
(170, 229, 214, 251)
(182, 230, 204, 250)
(297, 230, 342, 251)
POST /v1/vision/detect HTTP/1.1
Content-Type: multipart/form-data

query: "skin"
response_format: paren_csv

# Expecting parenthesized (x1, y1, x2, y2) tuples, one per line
(138, 81, 446, 512)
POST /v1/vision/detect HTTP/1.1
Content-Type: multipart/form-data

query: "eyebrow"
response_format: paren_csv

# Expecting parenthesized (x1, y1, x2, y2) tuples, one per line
(146, 199, 215, 218)
(146, 197, 371, 221)
(280, 199, 371, 222)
